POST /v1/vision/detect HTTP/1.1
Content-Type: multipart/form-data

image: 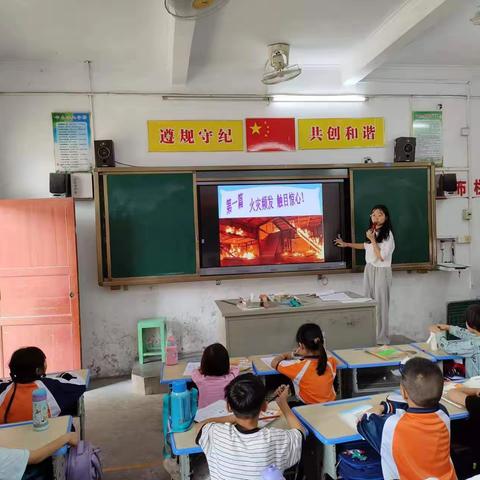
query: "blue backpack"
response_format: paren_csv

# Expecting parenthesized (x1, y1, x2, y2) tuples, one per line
(337, 441, 383, 480)
(66, 440, 103, 480)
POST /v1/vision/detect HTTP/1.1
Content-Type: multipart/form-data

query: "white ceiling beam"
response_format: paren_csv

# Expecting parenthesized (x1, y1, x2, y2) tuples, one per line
(167, 15, 197, 87)
(341, 0, 457, 86)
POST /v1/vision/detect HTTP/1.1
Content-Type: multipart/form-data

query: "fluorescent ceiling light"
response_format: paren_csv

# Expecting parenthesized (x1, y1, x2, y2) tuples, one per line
(271, 94, 367, 102)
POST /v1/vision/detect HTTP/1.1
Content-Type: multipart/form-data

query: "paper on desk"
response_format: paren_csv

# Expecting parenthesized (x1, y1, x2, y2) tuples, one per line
(339, 404, 372, 430)
(183, 362, 201, 376)
(464, 376, 480, 389)
(317, 289, 335, 297)
(340, 297, 371, 304)
(320, 292, 351, 302)
(195, 400, 229, 422)
(426, 332, 438, 351)
(230, 357, 252, 372)
(261, 356, 299, 369)
(195, 399, 279, 424)
(386, 392, 404, 403)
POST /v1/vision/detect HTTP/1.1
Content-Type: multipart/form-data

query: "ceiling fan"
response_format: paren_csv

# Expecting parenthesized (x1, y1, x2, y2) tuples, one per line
(164, 0, 229, 19)
(262, 43, 302, 85)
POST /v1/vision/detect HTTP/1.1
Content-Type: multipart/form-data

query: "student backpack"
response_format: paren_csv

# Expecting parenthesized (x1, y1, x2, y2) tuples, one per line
(66, 440, 103, 480)
(337, 441, 383, 480)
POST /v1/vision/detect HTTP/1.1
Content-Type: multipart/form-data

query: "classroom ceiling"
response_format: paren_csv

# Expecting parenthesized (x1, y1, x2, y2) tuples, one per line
(0, 0, 478, 91)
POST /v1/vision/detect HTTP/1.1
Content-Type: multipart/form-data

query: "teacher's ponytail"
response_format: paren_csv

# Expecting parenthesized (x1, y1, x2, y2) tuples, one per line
(296, 323, 327, 376)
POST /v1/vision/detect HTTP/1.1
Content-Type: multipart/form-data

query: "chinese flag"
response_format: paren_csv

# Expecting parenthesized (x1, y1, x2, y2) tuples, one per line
(246, 118, 296, 152)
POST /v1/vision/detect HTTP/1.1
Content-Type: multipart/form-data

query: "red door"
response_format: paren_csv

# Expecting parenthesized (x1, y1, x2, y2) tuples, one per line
(0, 198, 81, 376)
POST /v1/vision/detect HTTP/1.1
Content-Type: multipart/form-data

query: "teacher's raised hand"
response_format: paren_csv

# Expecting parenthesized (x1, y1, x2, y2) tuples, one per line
(334, 235, 347, 248)
(365, 229, 376, 242)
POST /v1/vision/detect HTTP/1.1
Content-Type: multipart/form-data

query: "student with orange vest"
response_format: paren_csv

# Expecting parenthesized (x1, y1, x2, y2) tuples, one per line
(271, 323, 337, 405)
(358, 357, 456, 480)
(0, 347, 86, 424)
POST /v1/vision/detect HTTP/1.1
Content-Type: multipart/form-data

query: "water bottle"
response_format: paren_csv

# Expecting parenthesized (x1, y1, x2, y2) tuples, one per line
(262, 465, 285, 480)
(32, 388, 49, 431)
(167, 380, 198, 432)
(166, 334, 178, 366)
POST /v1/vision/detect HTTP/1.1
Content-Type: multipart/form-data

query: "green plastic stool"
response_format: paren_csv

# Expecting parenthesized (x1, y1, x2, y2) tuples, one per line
(137, 318, 167, 364)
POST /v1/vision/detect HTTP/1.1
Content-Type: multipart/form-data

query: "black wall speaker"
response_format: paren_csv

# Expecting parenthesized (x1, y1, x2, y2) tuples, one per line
(94, 140, 115, 167)
(394, 137, 416, 162)
(49, 173, 71, 196)
(436, 173, 457, 196)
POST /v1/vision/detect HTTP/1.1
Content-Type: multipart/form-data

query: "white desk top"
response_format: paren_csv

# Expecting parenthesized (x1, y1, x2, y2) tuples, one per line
(413, 342, 464, 361)
(161, 357, 251, 384)
(293, 392, 468, 445)
(0, 415, 72, 450)
(332, 344, 432, 369)
(250, 351, 346, 376)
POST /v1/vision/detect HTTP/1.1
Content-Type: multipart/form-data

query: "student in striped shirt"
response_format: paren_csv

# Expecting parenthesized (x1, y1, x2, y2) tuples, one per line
(195, 373, 304, 480)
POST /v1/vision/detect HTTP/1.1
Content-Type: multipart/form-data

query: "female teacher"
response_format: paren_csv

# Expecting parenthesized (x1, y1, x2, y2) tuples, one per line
(335, 205, 395, 344)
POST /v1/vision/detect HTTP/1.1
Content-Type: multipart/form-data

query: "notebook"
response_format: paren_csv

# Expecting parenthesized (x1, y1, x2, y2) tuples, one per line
(339, 404, 373, 430)
(365, 346, 414, 361)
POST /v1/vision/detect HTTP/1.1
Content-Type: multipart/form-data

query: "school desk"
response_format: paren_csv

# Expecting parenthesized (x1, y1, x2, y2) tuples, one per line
(0, 415, 73, 480)
(170, 416, 290, 480)
(332, 344, 433, 395)
(160, 358, 251, 385)
(412, 342, 465, 367)
(293, 392, 468, 479)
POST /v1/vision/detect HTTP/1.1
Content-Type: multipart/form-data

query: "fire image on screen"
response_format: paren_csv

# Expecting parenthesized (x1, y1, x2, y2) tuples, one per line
(218, 184, 324, 266)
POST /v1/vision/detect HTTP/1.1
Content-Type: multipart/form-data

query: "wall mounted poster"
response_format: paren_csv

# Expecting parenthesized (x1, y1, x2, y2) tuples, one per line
(147, 120, 243, 152)
(297, 117, 384, 149)
(52, 112, 93, 172)
(412, 111, 443, 166)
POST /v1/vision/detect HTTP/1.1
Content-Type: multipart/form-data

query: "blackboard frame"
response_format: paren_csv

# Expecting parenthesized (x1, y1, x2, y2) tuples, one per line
(95, 163, 436, 286)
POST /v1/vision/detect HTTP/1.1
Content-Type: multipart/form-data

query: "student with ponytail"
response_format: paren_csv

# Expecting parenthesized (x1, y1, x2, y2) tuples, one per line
(271, 323, 337, 405)
(0, 347, 86, 424)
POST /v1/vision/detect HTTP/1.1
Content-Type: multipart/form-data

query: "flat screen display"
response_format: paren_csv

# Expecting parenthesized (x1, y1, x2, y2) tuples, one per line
(218, 184, 325, 267)
(198, 180, 348, 275)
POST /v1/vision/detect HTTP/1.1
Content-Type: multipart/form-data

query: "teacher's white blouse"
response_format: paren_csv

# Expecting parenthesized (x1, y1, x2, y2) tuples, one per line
(364, 231, 395, 267)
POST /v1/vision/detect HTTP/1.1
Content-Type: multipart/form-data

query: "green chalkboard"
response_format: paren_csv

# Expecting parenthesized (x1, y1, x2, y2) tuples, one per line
(106, 173, 196, 278)
(352, 167, 432, 267)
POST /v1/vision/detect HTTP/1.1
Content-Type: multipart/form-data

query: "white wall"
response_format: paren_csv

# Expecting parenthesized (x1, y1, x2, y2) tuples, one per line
(1, 89, 479, 377)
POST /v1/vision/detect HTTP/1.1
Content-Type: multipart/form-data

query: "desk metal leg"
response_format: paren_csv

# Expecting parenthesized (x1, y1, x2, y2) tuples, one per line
(78, 396, 85, 440)
(179, 454, 191, 480)
(336, 370, 343, 399)
(53, 453, 67, 480)
(322, 444, 337, 479)
(352, 368, 359, 395)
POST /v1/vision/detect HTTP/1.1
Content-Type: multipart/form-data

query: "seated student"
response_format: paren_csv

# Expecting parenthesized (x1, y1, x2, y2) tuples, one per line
(191, 343, 239, 408)
(0, 431, 77, 480)
(447, 385, 480, 474)
(195, 373, 304, 480)
(271, 323, 336, 405)
(357, 357, 456, 480)
(430, 304, 480, 378)
(0, 347, 86, 424)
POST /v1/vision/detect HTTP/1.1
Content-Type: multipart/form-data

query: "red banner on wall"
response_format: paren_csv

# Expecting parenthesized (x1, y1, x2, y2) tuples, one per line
(245, 118, 296, 152)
